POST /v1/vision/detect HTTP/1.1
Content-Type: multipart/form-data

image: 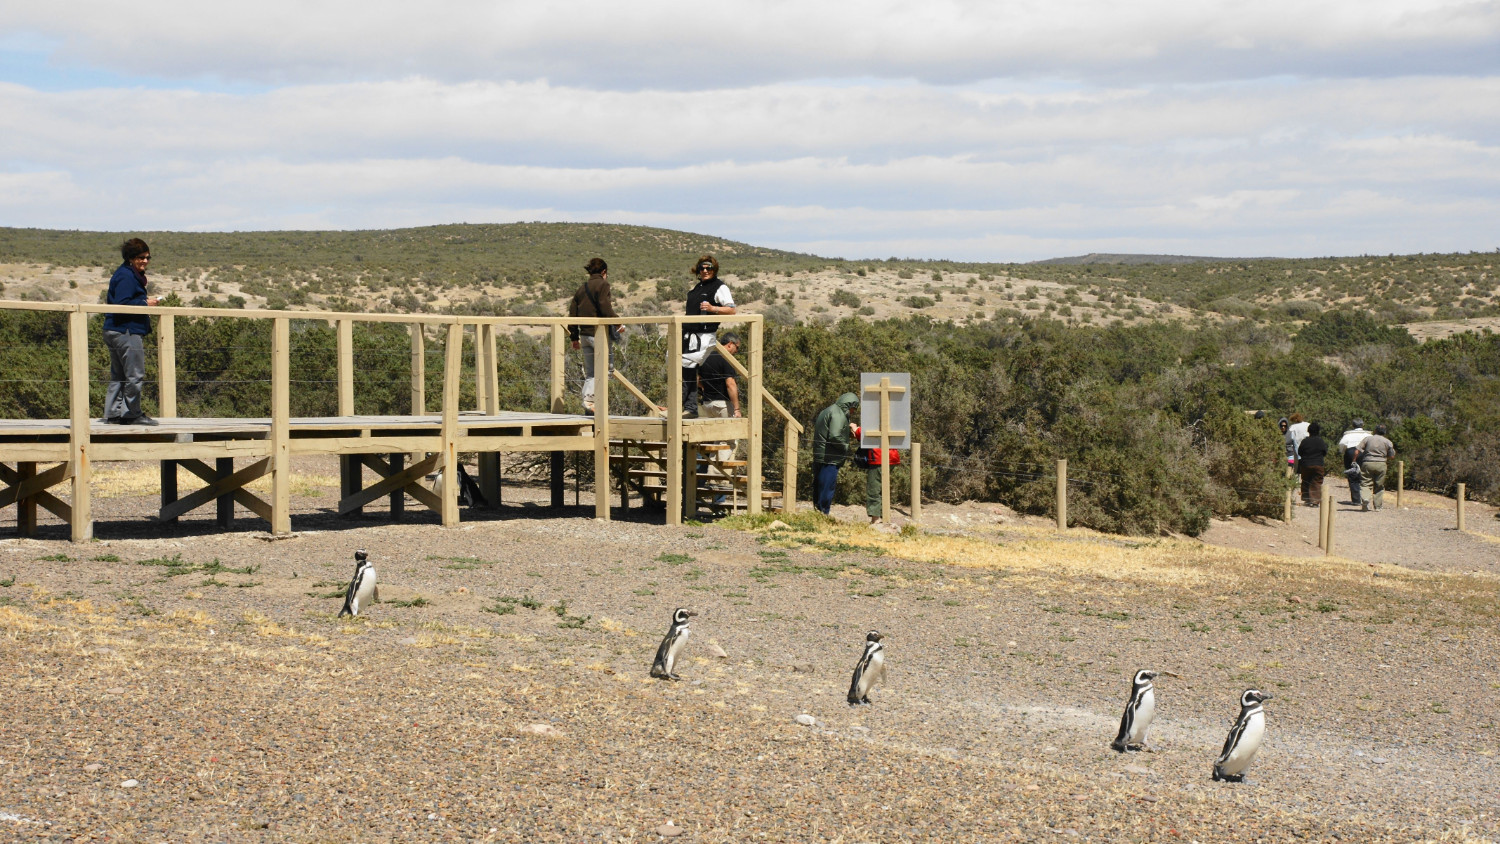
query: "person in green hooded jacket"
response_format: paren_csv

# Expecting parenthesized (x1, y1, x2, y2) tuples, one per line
(811, 392, 860, 515)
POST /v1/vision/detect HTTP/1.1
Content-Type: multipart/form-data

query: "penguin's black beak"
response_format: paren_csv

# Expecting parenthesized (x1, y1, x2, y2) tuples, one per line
(1259, 691, 1274, 701)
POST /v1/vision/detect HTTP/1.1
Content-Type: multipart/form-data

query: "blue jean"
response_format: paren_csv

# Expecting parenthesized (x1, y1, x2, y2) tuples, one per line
(813, 463, 841, 514)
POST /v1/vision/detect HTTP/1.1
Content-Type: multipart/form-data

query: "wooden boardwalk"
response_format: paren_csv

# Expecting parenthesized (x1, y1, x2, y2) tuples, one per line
(0, 301, 798, 541)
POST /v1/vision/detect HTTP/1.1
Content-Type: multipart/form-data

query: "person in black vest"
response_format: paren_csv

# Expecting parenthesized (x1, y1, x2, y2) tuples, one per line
(681, 255, 736, 416)
(102, 237, 161, 425)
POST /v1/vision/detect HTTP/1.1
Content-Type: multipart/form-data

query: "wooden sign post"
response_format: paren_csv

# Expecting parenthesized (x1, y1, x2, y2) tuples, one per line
(862, 376, 907, 523)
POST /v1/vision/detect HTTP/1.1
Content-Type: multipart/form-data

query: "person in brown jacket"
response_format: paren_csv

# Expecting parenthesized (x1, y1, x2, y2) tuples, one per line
(568, 257, 621, 413)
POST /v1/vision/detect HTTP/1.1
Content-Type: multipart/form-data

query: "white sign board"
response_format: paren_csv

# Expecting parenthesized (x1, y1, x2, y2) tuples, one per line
(859, 372, 911, 450)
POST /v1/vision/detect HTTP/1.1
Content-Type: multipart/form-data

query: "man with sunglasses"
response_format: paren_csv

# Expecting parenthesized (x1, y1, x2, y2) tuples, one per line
(101, 237, 161, 425)
(681, 255, 736, 416)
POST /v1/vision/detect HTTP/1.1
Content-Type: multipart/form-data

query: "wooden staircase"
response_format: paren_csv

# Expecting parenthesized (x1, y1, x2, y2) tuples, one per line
(610, 439, 782, 516)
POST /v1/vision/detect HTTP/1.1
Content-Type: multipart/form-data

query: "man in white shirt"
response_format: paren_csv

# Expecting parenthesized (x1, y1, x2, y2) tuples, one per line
(1336, 419, 1370, 506)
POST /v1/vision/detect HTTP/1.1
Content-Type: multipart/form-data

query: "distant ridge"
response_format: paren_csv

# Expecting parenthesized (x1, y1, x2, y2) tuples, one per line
(1029, 253, 1252, 266)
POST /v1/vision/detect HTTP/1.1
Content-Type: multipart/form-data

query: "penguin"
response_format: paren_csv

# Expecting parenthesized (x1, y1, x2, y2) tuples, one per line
(337, 550, 378, 618)
(649, 608, 696, 680)
(1111, 669, 1159, 752)
(846, 631, 886, 705)
(1213, 688, 1273, 782)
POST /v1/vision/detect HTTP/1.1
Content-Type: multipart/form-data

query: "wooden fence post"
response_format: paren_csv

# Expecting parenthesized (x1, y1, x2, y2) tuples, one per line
(67, 308, 92, 542)
(337, 317, 360, 518)
(593, 323, 611, 521)
(1318, 488, 1328, 549)
(782, 422, 798, 514)
(1284, 465, 1293, 522)
(747, 317, 763, 515)
(1056, 458, 1067, 530)
(549, 324, 566, 508)
(911, 442, 922, 524)
(157, 311, 178, 522)
(1396, 461, 1404, 508)
(270, 316, 291, 535)
(1457, 482, 1466, 531)
(666, 317, 684, 525)
(440, 322, 462, 527)
(1325, 495, 1335, 556)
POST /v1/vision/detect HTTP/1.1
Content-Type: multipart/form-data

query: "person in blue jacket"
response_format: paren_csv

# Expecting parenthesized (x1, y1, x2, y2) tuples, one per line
(102, 238, 161, 425)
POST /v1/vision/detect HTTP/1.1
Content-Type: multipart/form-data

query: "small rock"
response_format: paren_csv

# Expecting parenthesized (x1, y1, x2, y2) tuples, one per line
(1123, 764, 1151, 775)
(518, 723, 562, 737)
(706, 643, 728, 659)
(83, 763, 101, 773)
(106, 687, 127, 695)
(794, 714, 817, 727)
(656, 821, 685, 837)
(1287, 596, 1303, 605)
(1371, 756, 1390, 765)
(1138, 794, 1160, 803)
(398, 637, 418, 646)
(120, 779, 139, 788)
(1007, 640, 1018, 648)
(789, 663, 815, 674)
(763, 520, 790, 531)
(849, 725, 870, 733)
(1043, 746, 1058, 754)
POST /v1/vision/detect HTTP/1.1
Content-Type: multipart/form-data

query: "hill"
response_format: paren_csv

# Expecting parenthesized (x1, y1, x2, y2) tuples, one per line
(1, 224, 1496, 332)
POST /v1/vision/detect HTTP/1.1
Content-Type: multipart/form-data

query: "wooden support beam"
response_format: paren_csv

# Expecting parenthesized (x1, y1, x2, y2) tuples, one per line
(1056, 458, 1068, 530)
(1, 462, 71, 526)
(161, 458, 178, 524)
(549, 324, 566, 507)
(67, 308, 92, 542)
(0, 461, 72, 508)
(216, 457, 234, 526)
(12, 462, 37, 535)
(389, 453, 405, 519)
(169, 457, 270, 523)
(161, 458, 272, 522)
(667, 316, 684, 525)
(782, 424, 798, 514)
(440, 323, 462, 527)
(747, 317, 763, 515)
(409, 323, 426, 415)
(338, 317, 361, 518)
(612, 370, 665, 417)
(270, 316, 291, 534)
(337, 453, 440, 515)
(157, 313, 176, 418)
(712, 338, 801, 432)
(593, 323, 611, 521)
(911, 442, 922, 523)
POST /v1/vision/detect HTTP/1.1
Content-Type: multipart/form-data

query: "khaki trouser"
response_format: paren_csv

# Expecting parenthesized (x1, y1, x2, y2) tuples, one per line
(1360, 460, 1388, 510)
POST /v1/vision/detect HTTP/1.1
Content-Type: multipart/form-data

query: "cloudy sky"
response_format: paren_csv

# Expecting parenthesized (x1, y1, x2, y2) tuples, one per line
(1, 1, 1496, 261)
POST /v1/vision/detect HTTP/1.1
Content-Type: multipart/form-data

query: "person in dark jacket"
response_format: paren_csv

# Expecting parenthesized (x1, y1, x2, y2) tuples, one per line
(1297, 421, 1329, 506)
(811, 393, 859, 515)
(568, 257, 620, 414)
(102, 238, 160, 425)
(680, 255, 735, 415)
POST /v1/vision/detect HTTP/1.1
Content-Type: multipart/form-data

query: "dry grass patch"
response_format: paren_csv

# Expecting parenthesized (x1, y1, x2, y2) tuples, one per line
(91, 463, 336, 498)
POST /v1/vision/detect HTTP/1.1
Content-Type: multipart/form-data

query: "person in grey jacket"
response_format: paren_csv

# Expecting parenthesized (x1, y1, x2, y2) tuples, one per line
(1354, 425, 1397, 511)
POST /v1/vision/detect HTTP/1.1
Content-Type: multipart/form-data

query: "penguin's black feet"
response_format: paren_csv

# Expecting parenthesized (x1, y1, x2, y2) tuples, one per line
(1211, 770, 1245, 783)
(668, 673, 682, 681)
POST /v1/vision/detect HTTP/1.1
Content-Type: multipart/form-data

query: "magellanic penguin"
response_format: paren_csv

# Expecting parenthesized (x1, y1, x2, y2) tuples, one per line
(650, 608, 696, 680)
(1111, 669, 1159, 752)
(337, 550, 378, 618)
(1213, 688, 1273, 782)
(847, 631, 886, 705)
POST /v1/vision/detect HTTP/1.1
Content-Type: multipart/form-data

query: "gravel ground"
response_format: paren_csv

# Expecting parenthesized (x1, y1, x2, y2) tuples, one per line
(2, 458, 1498, 842)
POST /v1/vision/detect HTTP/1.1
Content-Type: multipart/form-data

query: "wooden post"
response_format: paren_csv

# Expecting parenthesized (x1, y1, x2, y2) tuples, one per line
(1056, 458, 1067, 531)
(16, 462, 37, 537)
(1457, 482, 1466, 531)
(1325, 494, 1335, 556)
(157, 313, 176, 418)
(440, 322, 462, 527)
(409, 322, 426, 414)
(270, 317, 291, 535)
(860, 376, 907, 524)
(216, 457, 233, 526)
(337, 318, 361, 518)
(67, 308, 92, 542)
(1284, 465, 1294, 522)
(667, 316, 684, 525)
(477, 323, 501, 508)
(549, 324, 566, 508)
(593, 322, 611, 520)
(911, 442, 922, 523)
(782, 422, 798, 514)
(1318, 486, 1329, 549)
(388, 453, 405, 520)
(1396, 461, 1404, 508)
(747, 317, 764, 515)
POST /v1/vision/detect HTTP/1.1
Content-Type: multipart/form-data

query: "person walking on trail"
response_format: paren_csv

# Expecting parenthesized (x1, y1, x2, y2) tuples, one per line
(811, 393, 860, 516)
(1337, 419, 1371, 506)
(1278, 417, 1293, 468)
(1354, 425, 1397, 511)
(568, 257, 621, 415)
(1297, 422, 1328, 506)
(1285, 413, 1309, 471)
(102, 237, 161, 426)
(681, 255, 736, 416)
(856, 438, 902, 524)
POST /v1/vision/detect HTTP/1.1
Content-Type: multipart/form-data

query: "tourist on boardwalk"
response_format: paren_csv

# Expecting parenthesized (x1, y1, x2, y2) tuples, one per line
(1354, 425, 1397, 511)
(568, 257, 621, 414)
(102, 237, 160, 426)
(1297, 422, 1328, 506)
(681, 255, 736, 416)
(1337, 419, 1371, 506)
(696, 333, 743, 501)
(811, 393, 860, 515)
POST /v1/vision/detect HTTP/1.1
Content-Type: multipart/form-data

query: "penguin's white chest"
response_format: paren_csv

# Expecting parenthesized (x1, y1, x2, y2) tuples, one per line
(664, 627, 689, 671)
(351, 568, 377, 614)
(1220, 711, 1266, 775)
(1128, 687, 1156, 743)
(857, 649, 885, 696)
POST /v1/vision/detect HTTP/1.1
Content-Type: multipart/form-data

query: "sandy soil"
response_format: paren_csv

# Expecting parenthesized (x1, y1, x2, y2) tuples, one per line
(2, 461, 1498, 842)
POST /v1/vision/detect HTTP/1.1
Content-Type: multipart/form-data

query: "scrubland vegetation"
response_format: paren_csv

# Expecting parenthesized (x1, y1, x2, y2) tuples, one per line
(2, 224, 1498, 536)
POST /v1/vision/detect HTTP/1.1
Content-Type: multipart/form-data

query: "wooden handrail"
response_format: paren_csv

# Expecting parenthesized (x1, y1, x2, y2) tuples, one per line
(712, 341, 803, 433)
